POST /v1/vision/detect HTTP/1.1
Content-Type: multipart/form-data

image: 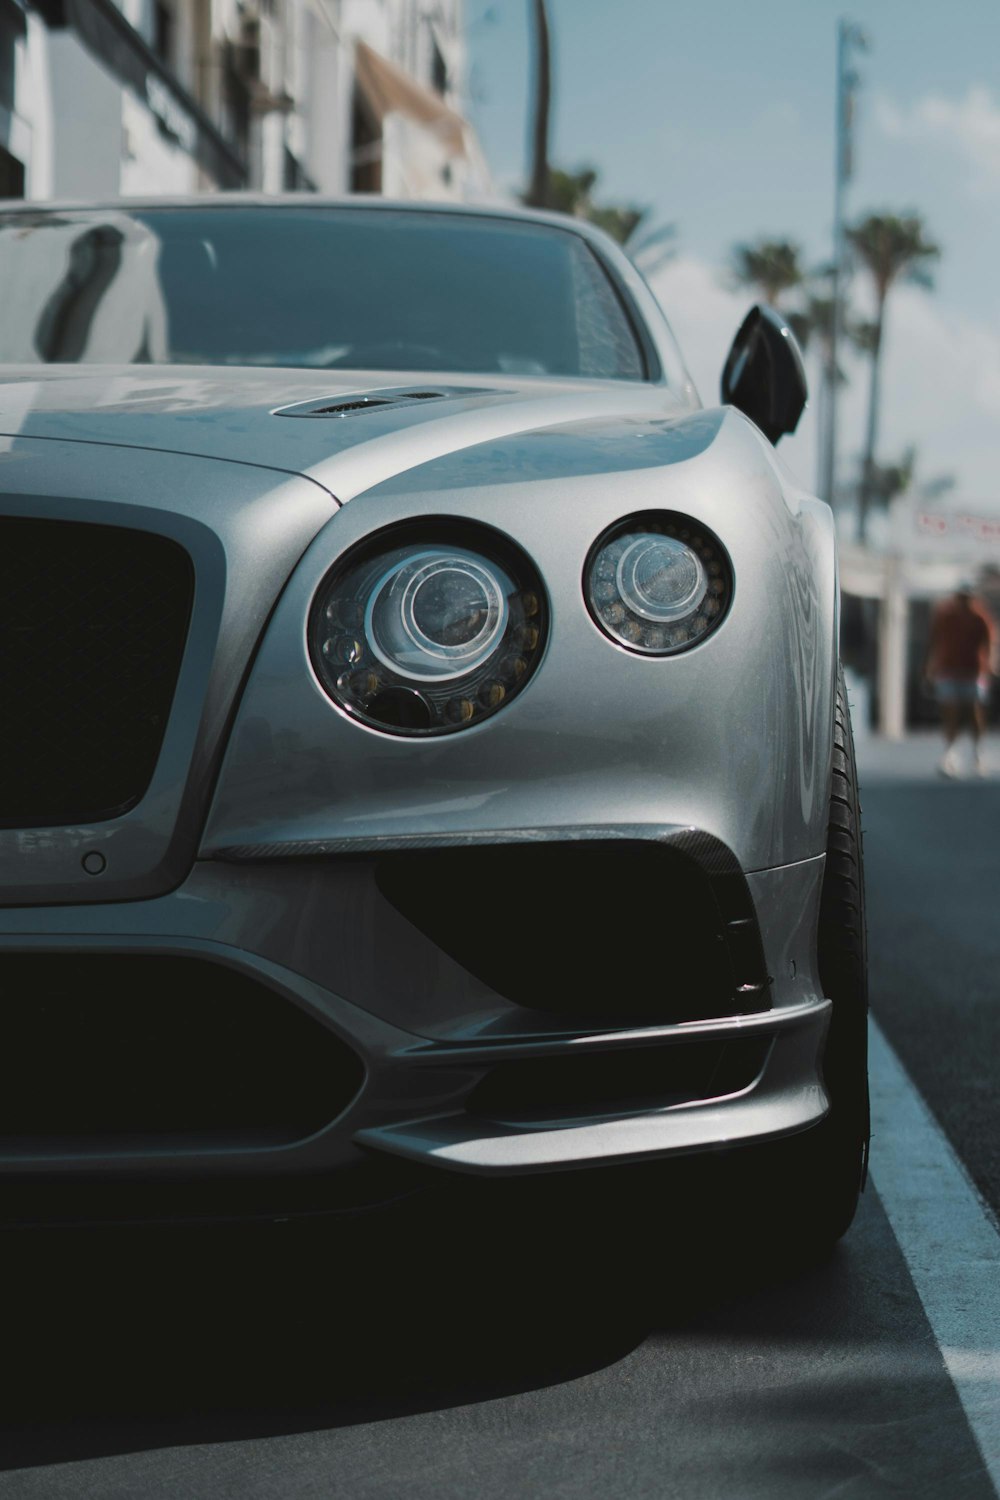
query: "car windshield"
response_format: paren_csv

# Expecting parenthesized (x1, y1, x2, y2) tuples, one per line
(0, 206, 649, 381)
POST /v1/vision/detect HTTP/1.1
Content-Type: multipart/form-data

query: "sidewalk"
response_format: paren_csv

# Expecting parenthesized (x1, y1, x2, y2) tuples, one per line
(855, 730, 999, 784)
(845, 668, 998, 783)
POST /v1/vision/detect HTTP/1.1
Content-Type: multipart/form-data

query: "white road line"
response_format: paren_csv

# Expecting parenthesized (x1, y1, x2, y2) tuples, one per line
(869, 1016, 1000, 1494)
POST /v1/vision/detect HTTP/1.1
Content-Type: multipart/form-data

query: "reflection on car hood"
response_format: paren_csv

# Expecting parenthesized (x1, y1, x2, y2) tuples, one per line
(0, 366, 700, 501)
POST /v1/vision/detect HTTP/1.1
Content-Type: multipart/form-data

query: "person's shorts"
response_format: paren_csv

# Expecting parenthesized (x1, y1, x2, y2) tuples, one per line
(935, 677, 990, 705)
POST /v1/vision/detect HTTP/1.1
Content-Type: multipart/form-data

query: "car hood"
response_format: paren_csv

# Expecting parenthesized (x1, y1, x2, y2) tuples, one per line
(0, 366, 696, 502)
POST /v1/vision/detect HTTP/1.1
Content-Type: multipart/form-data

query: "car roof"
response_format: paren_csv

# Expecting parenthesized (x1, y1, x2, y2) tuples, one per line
(0, 194, 613, 245)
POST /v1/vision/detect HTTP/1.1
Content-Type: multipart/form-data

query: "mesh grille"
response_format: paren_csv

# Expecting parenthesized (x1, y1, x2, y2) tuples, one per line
(297, 392, 443, 416)
(0, 518, 194, 828)
(313, 398, 392, 414)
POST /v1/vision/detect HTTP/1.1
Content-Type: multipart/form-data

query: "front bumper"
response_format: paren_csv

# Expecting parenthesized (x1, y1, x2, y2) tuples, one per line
(0, 828, 829, 1199)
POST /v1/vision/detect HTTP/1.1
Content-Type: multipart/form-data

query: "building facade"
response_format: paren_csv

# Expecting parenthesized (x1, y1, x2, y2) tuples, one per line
(0, 0, 489, 202)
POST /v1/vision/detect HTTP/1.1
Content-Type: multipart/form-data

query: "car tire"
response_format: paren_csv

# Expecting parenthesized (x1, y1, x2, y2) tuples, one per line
(723, 660, 871, 1256)
(433, 671, 871, 1268)
(813, 661, 871, 1211)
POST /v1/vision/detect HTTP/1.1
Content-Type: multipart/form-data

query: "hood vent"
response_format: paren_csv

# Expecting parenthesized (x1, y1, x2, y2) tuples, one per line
(273, 386, 494, 419)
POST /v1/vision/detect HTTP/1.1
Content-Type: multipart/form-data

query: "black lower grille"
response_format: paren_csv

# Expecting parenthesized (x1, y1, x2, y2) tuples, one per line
(0, 517, 194, 827)
(0, 954, 364, 1148)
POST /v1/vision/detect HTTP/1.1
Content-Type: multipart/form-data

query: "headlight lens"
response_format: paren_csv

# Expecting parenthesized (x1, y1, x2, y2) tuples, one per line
(311, 525, 546, 734)
(366, 552, 508, 680)
(585, 513, 732, 654)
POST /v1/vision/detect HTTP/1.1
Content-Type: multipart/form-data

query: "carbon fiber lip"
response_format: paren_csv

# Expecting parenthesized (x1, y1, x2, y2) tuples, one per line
(392, 998, 830, 1064)
(355, 997, 831, 1176)
(211, 822, 709, 860)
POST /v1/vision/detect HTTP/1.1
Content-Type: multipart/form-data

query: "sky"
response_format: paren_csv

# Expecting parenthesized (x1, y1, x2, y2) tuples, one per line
(465, 0, 1000, 518)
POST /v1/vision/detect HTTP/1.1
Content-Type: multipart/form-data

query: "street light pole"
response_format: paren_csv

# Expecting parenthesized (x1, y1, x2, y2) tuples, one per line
(820, 18, 867, 511)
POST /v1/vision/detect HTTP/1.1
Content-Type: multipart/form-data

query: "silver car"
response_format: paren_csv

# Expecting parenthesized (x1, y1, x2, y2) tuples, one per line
(0, 198, 868, 1243)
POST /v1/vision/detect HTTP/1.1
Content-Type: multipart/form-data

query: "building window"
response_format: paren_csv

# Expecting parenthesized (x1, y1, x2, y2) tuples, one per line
(350, 90, 382, 193)
(283, 147, 316, 192)
(431, 38, 448, 96)
(0, 143, 24, 198)
(153, 0, 174, 66)
(0, 0, 24, 112)
(223, 41, 252, 163)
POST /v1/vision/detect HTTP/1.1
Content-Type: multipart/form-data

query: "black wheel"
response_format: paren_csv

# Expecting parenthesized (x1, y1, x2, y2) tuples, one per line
(439, 669, 871, 1264)
(807, 659, 871, 1238)
(731, 661, 870, 1253)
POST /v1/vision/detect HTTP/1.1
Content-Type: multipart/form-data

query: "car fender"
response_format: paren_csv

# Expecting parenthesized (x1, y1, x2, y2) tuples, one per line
(201, 408, 838, 874)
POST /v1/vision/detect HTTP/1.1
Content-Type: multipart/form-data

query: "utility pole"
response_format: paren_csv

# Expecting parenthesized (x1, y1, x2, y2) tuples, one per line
(819, 19, 867, 509)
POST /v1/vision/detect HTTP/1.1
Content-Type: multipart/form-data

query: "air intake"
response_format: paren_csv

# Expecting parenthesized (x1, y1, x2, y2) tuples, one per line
(273, 386, 493, 418)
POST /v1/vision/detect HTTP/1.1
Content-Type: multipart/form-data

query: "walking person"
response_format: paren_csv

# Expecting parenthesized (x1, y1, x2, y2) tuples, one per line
(925, 581, 997, 777)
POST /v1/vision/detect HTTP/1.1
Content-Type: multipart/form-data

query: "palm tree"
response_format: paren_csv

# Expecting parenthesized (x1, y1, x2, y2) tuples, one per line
(867, 445, 917, 514)
(628, 220, 678, 277)
(524, 0, 552, 210)
(872, 447, 954, 515)
(788, 295, 841, 375)
(542, 166, 648, 246)
(729, 239, 805, 308)
(523, 5, 653, 252)
(846, 212, 940, 541)
(787, 286, 872, 498)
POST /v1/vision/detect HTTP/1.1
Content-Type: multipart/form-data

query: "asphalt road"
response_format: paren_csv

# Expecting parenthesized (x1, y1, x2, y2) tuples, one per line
(1, 731, 998, 1498)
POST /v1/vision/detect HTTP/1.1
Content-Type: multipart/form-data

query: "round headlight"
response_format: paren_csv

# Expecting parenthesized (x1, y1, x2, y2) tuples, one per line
(311, 524, 546, 735)
(366, 552, 508, 681)
(585, 513, 732, 654)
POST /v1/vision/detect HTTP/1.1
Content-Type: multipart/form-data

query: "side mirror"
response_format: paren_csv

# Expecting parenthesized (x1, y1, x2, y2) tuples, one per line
(721, 304, 807, 445)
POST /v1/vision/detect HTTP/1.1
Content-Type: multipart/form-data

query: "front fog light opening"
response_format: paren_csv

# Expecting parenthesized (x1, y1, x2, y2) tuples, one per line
(310, 521, 547, 736)
(585, 512, 732, 655)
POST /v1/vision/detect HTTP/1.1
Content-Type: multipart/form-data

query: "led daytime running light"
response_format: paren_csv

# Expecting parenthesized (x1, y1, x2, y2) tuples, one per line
(311, 525, 546, 736)
(585, 513, 731, 655)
